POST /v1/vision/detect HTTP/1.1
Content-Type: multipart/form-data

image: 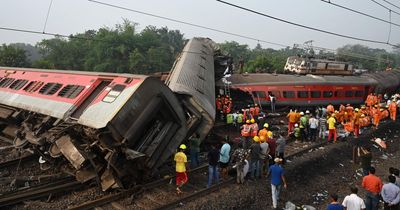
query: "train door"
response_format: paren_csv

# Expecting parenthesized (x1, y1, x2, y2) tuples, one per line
(71, 79, 112, 119)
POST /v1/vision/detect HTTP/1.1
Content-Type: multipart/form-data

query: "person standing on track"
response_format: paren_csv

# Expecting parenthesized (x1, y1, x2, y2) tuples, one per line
(207, 144, 220, 188)
(381, 175, 400, 210)
(327, 114, 337, 142)
(362, 167, 383, 210)
(326, 193, 344, 210)
(319, 114, 327, 140)
(287, 109, 297, 134)
(268, 158, 287, 210)
(219, 138, 231, 180)
(309, 114, 319, 142)
(174, 144, 188, 194)
(342, 187, 366, 210)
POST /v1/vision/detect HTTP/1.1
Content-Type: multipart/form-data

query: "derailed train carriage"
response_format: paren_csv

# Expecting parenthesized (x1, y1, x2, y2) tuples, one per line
(0, 37, 223, 191)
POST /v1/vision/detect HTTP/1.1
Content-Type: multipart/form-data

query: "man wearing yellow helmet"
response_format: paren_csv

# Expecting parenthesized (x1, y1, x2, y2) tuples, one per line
(249, 136, 262, 180)
(174, 144, 188, 194)
(258, 123, 269, 142)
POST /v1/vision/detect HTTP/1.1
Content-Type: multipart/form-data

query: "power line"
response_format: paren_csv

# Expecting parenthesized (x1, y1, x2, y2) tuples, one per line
(382, 0, 400, 11)
(216, 0, 398, 47)
(371, 0, 400, 16)
(320, 0, 400, 28)
(87, 0, 290, 48)
(43, 0, 54, 33)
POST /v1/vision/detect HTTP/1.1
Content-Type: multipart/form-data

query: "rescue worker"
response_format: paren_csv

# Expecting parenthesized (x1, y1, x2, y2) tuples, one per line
(299, 112, 307, 142)
(241, 120, 251, 148)
(327, 114, 337, 142)
(389, 99, 397, 121)
(293, 123, 301, 143)
(216, 95, 222, 113)
(372, 105, 381, 129)
(287, 109, 297, 134)
(353, 108, 361, 138)
(346, 104, 354, 120)
(327, 103, 335, 115)
(258, 123, 269, 142)
(174, 144, 188, 194)
(250, 118, 259, 137)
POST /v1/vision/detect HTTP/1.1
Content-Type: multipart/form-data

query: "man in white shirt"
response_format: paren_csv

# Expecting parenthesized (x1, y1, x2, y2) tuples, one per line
(342, 187, 366, 210)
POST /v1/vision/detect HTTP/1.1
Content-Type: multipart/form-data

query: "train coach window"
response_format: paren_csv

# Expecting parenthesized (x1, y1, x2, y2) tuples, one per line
(345, 91, 354, 97)
(355, 91, 364, 97)
(283, 91, 295, 98)
(58, 85, 85, 99)
(297, 91, 308, 98)
(335, 91, 345, 97)
(24, 81, 44, 93)
(39, 83, 63, 95)
(103, 84, 126, 103)
(323, 91, 333, 98)
(252, 91, 266, 98)
(0, 78, 15, 88)
(9, 79, 28, 90)
(311, 91, 321, 98)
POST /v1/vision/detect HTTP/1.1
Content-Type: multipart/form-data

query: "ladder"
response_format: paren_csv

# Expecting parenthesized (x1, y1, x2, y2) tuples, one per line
(224, 82, 231, 97)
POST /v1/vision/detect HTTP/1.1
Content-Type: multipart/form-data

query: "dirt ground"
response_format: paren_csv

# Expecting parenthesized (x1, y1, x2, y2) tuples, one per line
(180, 120, 400, 210)
(3, 116, 399, 210)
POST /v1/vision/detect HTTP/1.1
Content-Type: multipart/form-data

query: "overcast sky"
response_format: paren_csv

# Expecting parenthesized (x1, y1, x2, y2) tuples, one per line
(1, 0, 400, 51)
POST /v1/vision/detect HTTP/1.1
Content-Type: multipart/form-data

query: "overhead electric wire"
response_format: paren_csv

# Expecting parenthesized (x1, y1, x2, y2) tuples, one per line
(320, 0, 400, 28)
(382, 0, 400, 11)
(216, 0, 398, 47)
(371, 0, 400, 16)
(43, 0, 54, 33)
(0, 3, 393, 63)
(87, 0, 290, 48)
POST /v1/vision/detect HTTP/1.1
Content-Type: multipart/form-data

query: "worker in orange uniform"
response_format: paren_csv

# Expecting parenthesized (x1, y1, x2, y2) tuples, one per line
(327, 114, 337, 142)
(388, 99, 397, 121)
(287, 109, 297, 134)
(339, 104, 345, 113)
(241, 120, 252, 148)
(327, 103, 335, 115)
(242, 105, 250, 122)
(353, 108, 361, 138)
(346, 104, 354, 120)
(361, 167, 383, 210)
(365, 93, 373, 107)
(372, 105, 381, 129)
(250, 118, 259, 137)
(258, 123, 269, 142)
(216, 95, 222, 118)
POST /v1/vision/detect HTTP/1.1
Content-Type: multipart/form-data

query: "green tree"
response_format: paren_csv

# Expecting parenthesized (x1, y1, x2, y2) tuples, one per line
(0, 44, 30, 67)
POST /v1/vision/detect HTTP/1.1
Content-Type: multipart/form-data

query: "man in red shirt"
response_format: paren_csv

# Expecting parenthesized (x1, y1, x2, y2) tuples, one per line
(362, 167, 383, 210)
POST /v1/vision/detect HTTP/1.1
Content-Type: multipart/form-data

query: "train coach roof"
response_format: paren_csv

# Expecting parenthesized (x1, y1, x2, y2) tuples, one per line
(0, 66, 149, 79)
(222, 73, 378, 86)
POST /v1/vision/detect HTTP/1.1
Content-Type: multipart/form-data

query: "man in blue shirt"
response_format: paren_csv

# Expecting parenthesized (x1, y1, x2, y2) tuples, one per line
(326, 193, 344, 210)
(219, 138, 231, 180)
(381, 175, 400, 210)
(268, 158, 287, 210)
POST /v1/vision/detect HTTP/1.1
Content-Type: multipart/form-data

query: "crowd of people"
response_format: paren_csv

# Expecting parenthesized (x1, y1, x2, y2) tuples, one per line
(172, 92, 400, 209)
(327, 166, 400, 210)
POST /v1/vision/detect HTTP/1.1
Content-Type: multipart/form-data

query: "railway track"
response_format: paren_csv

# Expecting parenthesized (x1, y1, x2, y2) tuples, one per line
(0, 176, 83, 207)
(66, 139, 331, 210)
(0, 154, 36, 170)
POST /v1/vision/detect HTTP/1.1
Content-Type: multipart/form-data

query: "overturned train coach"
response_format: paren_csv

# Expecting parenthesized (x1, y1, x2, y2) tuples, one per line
(219, 70, 400, 107)
(0, 37, 223, 191)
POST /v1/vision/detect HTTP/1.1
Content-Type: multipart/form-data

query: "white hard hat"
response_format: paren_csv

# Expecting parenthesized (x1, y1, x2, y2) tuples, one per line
(305, 110, 310, 114)
(294, 123, 298, 127)
(300, 112, 304, 115)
